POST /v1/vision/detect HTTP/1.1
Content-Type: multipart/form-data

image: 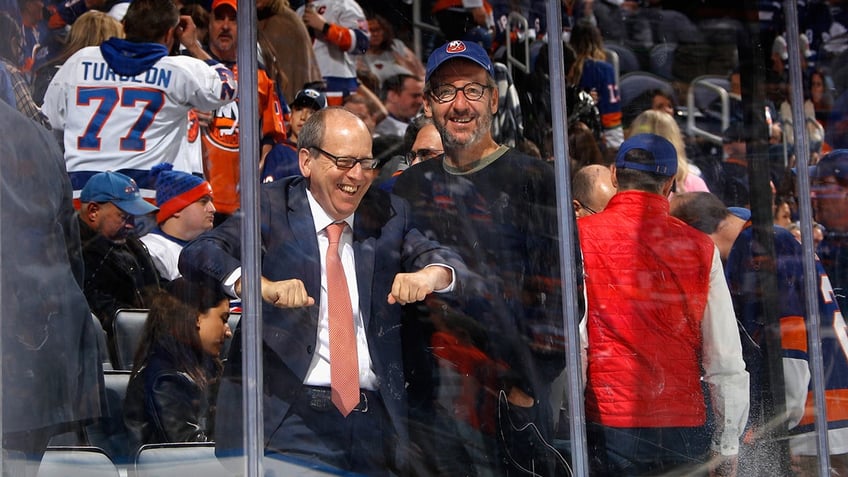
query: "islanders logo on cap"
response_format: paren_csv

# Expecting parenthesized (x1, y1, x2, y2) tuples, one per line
(446, 41, 467, 54)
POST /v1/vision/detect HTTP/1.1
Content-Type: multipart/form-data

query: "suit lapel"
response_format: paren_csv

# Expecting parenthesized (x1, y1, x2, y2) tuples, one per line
(353, 209, 378, 330)
(287, 180, 321, 309)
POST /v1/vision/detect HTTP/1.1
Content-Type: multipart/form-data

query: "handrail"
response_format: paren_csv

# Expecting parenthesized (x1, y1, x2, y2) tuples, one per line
(504, 12, 531, 76)
(686, 75, 730, 144)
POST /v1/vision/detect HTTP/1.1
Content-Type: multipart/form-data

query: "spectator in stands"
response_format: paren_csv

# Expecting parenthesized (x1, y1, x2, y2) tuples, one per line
(374, 73, 425, 137)
(432, 0, 495, 47)
(670, 191, 848, 477)
(579, 135, 749, 476)
(257, 0, 322, 104)
(202, 0, 285, 222)
(31, 10, 124, 106)
(811, 149, 848, 313)
(42, 0, 237, 202)
(774, 195, 794, 228)
(78, 171, 161, 334)
(568, 121, 606, 172)
(18, 0, 43, 77)
(360, 14, 425, 86)
(719, 121, 752, 207)
(376, 114, 443, 191)
(628, 109, 710, 194)
(404, 115, 444, 167)
(124, 277, 232, 453)
(393, 40, 572, 475)
(297, 0, 370, 102)
(568, 20, 624, 150)
(141, 164, 215, 282)
(180, 3, 209, 45)
(571, 164, 615, 218)
(1, 99, 104, 477)
(262, 87, 327, 182)
(787, 221, 826, 248)
(622, 87, 676, 129)
(0, 12, 47, 127)
(591, 0, 632, 45)
(342, 91, 382, 133)
(0, 62, 15, 107)
(810, 69, 834, 135)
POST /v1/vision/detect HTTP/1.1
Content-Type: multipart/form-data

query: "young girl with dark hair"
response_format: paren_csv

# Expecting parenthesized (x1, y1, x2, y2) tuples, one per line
(123, 277, 231, 452)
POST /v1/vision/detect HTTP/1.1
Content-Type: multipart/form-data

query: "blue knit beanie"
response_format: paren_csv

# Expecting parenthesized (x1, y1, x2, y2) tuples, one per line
(151, 163, 213, 223)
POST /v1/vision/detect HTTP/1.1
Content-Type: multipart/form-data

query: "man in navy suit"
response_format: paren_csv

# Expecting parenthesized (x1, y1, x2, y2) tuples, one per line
(179, 107, 462, 475)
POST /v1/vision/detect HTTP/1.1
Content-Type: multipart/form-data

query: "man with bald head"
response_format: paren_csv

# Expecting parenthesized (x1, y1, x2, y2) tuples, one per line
(572, 164, 616, 218)
(180, 107, 463, 475)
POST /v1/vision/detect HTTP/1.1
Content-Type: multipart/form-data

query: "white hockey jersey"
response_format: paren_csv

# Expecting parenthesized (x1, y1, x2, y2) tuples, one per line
(42, 40, 237, 200)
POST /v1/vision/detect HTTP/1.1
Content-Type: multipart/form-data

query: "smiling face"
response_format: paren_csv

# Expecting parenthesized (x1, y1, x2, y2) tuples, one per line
(424, 59, 497, 152)
(299, 109, 376, 221)
(196, 298, 231, 357)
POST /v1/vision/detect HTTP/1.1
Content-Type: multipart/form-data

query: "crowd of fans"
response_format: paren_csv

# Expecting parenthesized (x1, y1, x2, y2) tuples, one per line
(4, 0, 848, 475)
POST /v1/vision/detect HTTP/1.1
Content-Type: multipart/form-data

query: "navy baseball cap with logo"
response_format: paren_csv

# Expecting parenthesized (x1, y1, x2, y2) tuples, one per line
(80, 171, 159, 216)
(425, 40, 495, 83)
(615, 133, 678, 177)
(812, 149, 848, 181)
(291, 88, 327, 111)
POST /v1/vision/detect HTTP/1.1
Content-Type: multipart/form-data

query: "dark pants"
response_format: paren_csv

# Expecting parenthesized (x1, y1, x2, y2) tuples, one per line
(265, 386, 396, 476)
(587, 422, 710, 477)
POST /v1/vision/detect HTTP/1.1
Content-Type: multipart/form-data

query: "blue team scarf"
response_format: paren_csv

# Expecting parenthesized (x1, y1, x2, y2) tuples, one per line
(100, 37, 169, 77)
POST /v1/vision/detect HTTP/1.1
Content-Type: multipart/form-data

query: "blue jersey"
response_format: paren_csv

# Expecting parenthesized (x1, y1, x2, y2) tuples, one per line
(726, 225, 848, 442)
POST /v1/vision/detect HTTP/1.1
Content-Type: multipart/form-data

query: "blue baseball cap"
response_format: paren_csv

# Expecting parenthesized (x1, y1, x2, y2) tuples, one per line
(615, 133, 678, 177)
(80, 171, 159, 216)
(425, 40, 495, 83)
(812, 149, 848, 181)
(728, 207, 752, 221)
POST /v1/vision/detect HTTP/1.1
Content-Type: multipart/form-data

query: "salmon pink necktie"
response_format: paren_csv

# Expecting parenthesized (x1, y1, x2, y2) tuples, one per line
(325, 222, 360, 416)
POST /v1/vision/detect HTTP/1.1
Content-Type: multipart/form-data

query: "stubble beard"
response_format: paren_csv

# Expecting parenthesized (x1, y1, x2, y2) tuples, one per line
(436, 111, 493, 151)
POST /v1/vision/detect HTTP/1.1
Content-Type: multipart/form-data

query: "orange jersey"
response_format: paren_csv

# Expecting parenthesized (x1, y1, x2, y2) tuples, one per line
(202, 64, 286, 215)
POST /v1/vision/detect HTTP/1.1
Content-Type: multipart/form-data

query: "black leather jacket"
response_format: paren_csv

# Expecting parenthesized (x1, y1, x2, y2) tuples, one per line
(124, 345, 218, 453)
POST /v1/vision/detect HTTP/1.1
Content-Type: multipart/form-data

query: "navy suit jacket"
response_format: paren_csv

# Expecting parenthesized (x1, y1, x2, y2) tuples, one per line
(179, 176, 464, 465)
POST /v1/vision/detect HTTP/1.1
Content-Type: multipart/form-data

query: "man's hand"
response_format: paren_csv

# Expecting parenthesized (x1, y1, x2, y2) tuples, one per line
(387, 266, 452, 305)
(255, 276, 315, 308)
(176, 16, 211, 60)
(193, 109, 213, 128)
(302, 5, 327, 32)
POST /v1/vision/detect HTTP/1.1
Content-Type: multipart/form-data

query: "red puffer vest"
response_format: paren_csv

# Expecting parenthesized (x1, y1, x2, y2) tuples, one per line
(578, 191, 715, 428)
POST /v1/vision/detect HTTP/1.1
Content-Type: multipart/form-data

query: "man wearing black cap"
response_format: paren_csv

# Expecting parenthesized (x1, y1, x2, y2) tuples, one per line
(812, 149, 848, 312)
(578, 134, 749, 476)
(78, 171, 162, 333)
(393, 40, 573, 475)
(262, 88, 327, 182)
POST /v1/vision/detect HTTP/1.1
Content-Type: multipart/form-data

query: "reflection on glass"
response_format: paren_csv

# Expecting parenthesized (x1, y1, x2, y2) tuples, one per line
(6, 0, 848, 475)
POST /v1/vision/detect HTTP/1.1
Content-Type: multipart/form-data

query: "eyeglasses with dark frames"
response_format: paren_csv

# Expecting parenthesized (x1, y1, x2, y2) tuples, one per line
(404, 148, 444, 164)
(428, 82, 492, 103)
(576, 201, 599, 215)
(311, 146, 379, 170)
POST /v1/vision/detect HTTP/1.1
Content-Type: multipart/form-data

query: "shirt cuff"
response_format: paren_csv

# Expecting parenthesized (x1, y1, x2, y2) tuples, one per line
(426, 264, 455, 293)
(223, 267, 242, 299)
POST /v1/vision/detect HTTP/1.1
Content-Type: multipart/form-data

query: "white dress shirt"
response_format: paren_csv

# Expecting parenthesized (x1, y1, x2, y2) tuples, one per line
(303, 190, 379, 390)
